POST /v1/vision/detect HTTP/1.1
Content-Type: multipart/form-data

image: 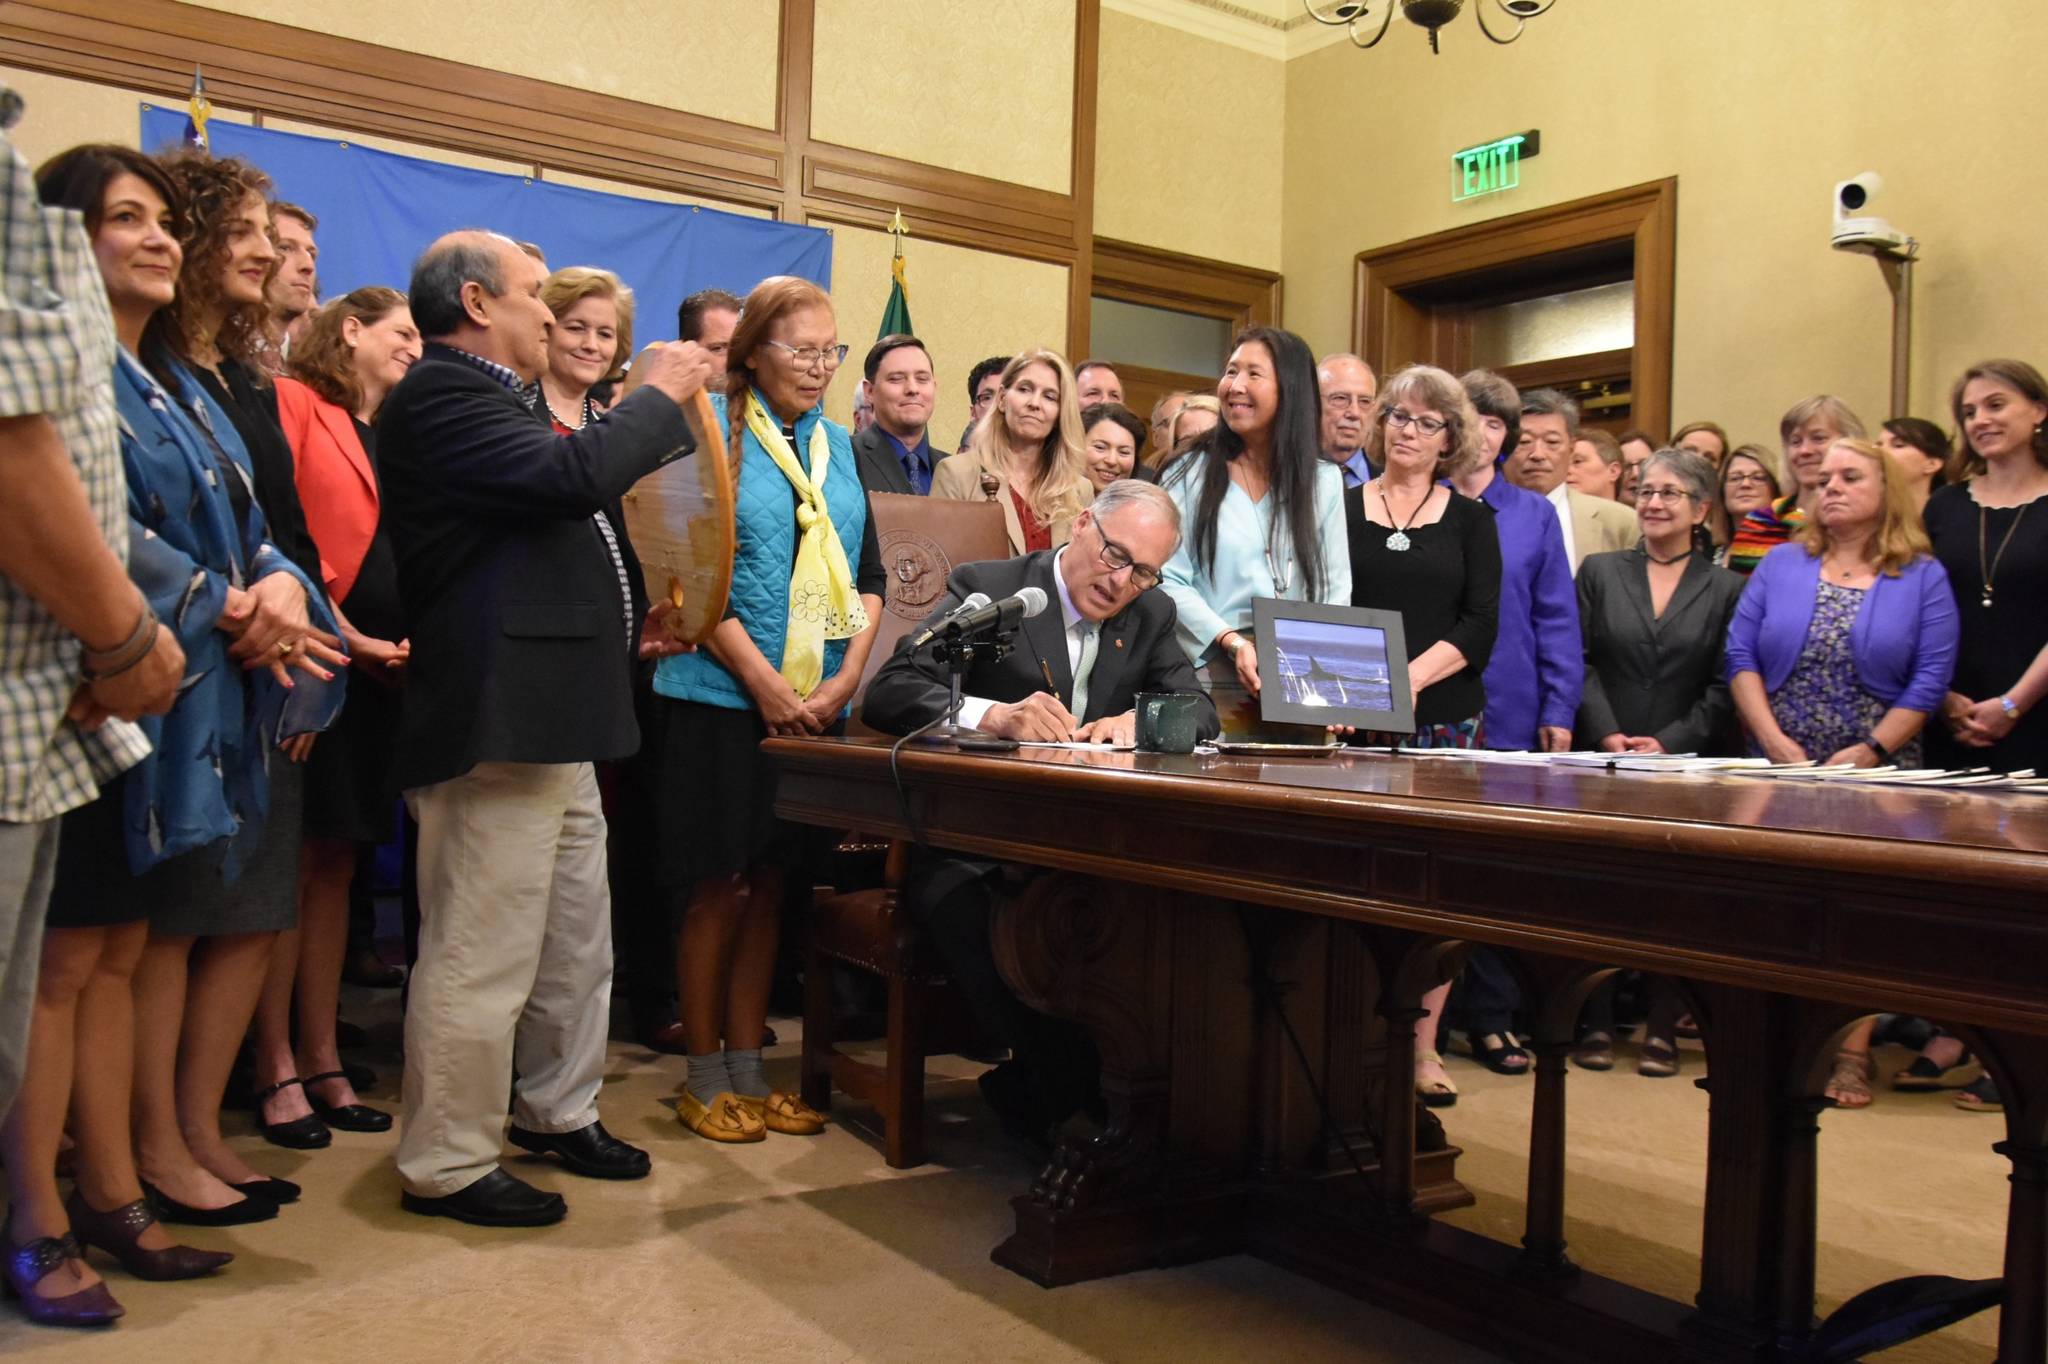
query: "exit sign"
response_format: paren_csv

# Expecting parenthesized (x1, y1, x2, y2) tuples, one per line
(1453, 130, 1540, 202)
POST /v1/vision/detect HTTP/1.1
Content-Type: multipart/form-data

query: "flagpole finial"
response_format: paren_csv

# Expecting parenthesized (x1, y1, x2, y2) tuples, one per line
(887, 207, 908, 258)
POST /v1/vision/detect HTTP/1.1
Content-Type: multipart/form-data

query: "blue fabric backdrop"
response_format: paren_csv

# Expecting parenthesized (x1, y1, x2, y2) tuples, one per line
(140, 108, 832, 338)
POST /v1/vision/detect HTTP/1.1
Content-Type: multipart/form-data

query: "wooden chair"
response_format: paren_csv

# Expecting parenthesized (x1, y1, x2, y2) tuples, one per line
(801, 492, 1007, 1167)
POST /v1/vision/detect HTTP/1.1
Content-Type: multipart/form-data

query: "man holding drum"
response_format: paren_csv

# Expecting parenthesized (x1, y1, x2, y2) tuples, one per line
(378, 230, 713, 1227)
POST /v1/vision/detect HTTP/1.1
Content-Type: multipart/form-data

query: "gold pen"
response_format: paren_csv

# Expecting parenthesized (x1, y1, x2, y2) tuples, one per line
(1039, 657, 1058, 693)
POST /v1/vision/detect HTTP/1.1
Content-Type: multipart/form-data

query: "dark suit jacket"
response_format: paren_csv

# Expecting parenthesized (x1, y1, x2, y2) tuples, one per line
(852, 423, 948, 497)
(1573, 548, 1745, 754)
(377, 344, 694, 789)
(861, 548, 1218, 739)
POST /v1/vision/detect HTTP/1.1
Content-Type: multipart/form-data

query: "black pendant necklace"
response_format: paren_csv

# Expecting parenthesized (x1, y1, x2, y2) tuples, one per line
(1379, 482, 1433, 552)
(1979, 501, 2029, 608)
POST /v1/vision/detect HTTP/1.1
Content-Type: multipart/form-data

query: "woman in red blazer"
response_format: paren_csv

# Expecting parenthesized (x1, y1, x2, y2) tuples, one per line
(249, 287, 419, 1145)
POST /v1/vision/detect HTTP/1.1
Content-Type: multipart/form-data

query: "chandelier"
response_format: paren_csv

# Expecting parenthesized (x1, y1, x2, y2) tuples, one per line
(1302, 0, 1556, 54)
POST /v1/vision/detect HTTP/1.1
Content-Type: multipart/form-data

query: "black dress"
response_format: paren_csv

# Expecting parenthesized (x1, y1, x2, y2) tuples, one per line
(1344, 485, 1502, 726)
(652, 434, 887, 887)
(1923, 483, 2048, 773)
(301, 418, 406, 842)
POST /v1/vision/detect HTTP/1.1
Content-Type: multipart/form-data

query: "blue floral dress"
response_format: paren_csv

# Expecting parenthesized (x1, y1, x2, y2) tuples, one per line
(1757, 581, 1921, 766)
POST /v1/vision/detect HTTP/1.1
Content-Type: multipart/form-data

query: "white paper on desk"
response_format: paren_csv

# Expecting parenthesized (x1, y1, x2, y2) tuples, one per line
(1548, 753, 1772, 773)
(1016, 741, 1136, 751)
(1392, 747, 1554, 763)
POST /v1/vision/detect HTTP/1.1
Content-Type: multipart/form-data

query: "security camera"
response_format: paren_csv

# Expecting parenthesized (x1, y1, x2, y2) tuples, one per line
(1832, 172, 1910, 256)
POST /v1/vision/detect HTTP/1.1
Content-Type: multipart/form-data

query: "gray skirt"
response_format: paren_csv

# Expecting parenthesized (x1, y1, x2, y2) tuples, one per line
(46, 761, 303, 937)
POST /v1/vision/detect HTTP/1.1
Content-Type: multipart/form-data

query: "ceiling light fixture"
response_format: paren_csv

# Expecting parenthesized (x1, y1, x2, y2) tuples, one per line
(1303, 0, 1557, 55)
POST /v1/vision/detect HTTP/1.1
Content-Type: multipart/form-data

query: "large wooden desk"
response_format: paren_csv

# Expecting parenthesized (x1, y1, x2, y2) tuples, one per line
(770, 738, 2048, 1363)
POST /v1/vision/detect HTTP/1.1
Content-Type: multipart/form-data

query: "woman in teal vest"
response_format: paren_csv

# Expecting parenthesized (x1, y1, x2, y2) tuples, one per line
(652, 276, 884, 1144)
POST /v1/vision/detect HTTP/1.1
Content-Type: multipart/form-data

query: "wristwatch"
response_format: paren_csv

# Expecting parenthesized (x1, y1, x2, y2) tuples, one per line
(1999, 695, 2020, 719)
(1862, 733, 1892, 764)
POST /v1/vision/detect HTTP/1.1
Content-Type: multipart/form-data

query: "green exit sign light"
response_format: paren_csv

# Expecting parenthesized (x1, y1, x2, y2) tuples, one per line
(1453, 130, 1540, 202)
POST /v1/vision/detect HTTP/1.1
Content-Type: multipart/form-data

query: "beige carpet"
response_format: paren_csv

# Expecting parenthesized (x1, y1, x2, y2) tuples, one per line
(0, 1010, 2008, 1364)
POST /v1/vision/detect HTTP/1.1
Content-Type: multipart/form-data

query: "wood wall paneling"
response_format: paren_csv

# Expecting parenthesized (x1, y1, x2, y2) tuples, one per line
(0, 0, 1103, 355)
(1091, 236, 1283, 334)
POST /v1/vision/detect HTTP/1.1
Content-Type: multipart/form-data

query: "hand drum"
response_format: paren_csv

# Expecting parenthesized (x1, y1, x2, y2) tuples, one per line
(620, 388, 735, 645)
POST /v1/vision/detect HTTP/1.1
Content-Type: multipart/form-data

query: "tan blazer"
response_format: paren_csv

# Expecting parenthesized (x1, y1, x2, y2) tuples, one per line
(930, 448, 1075, 556)
(1567, 487, 1636, 572)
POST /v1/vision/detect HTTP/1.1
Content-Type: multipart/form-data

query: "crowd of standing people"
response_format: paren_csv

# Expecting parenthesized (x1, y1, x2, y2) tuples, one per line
(2, 84, 2044, 1328)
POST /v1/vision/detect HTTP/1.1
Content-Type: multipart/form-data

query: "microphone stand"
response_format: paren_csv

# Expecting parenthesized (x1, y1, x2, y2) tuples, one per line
(914, 623, 1018, 745)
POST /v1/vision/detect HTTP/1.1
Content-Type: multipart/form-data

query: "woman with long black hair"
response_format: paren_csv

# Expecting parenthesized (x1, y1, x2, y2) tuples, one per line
(1158, 326, 1349, 730)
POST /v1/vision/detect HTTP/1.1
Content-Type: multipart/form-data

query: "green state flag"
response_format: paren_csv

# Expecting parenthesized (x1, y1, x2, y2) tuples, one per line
(878, 251, 913, 338)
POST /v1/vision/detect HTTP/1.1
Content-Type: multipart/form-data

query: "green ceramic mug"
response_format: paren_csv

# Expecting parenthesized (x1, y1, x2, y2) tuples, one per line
(1135, 691, 1199, 754)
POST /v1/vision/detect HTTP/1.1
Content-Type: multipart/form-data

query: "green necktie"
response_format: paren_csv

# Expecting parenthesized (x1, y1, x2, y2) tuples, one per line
(1071, 622, 1099, 724)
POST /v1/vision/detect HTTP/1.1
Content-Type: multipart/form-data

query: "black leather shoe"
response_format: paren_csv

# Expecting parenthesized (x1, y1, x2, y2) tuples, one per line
(140, 1181, 278, 1227)
(507, 1121, 651, 1180)
(303, 1072, 394, 1133)
(253, 1079, 331, 1150)
(399, 1168, 565, 1227)
(232, 1177, 301, 1204)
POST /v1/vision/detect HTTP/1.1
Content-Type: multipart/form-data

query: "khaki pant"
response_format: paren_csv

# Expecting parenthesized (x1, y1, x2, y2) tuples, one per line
(397, 762, 613, 1197)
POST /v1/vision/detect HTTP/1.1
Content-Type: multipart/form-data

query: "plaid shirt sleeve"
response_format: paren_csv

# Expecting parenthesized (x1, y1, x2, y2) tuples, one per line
(0, 87, 150, 823)
(0, 89, 82, 421)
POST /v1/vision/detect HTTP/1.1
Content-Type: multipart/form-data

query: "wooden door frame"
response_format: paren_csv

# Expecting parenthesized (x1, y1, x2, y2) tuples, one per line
(1353, 178, 1677, 438)
(1092, 236, 1282, 338)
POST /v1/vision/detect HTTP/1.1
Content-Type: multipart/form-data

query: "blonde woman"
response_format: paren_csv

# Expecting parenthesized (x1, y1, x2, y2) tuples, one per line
(537, 266, 632, 434)
(931, 347, 1092, 554)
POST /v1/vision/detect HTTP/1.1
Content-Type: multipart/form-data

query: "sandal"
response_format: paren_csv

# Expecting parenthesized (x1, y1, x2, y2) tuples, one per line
(1470, 1032, 1531, 1075)
(676, 1090, 765, 1143)
(1637, 1036, 1680, 1078)
(1890, 1051, 1981, 1092)
(738, 1090, 826, 1136)
(1415, 1049, 1458, 1109)
(1825, 1049, 1873, 1109)
(1954, 1075, 2003, 1113)
(1571, 1031, 1615, 1072)
(253, 1077, 331, 1149)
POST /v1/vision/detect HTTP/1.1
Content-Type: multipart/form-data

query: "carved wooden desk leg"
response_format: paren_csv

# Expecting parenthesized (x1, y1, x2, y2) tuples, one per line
(1994, 1135, 2046, 1364)
(1683, 984, 1816, 1356)
(1374, 995, 1426, 1221)
(1771, 1095, 1829, 1354)
(1982, 1032, 2048, 1364)
(1517, 957, 1612, 1280)
(1519, 1036, 1576, 1278)
(987, 873, 1242, 1285)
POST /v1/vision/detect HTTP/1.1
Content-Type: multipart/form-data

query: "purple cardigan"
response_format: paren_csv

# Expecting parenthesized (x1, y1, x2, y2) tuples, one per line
(1724, 542, 1958, 713)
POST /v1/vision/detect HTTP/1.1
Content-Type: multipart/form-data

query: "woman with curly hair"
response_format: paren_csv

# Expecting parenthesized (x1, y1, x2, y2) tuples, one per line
(248, 287, 420, 1152)
(931, 347, 1093, 554)
(125, 147, 344, 1205)
(650, 277, 883, 1143)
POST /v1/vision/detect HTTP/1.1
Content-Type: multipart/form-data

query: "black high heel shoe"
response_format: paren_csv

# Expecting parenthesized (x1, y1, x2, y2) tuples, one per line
(254, 1077, 332, 1149)
(140, 1180, 277, 1228)
(64, 1192, 233, 1281)
(303, 1071, 393, 1133)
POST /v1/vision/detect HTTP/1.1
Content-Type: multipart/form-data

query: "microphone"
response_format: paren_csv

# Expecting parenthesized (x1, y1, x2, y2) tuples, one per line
(930, 586, 1048, 644)
(908, 592, 991, 649)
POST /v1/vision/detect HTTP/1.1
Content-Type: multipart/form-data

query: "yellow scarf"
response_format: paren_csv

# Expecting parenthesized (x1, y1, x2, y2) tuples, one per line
(745, 392, 869, 697)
